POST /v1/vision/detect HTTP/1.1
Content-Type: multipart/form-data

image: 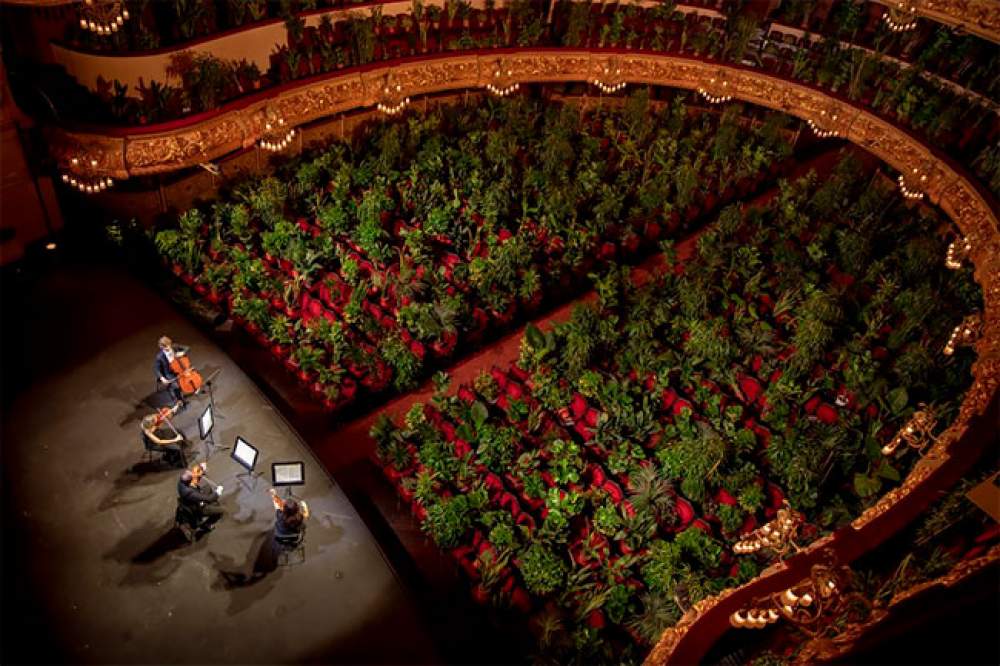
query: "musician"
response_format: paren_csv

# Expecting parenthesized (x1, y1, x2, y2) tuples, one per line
(178, 463, 224, 529)
(155, 336, 189, 403)
(269, 489, 309, 543)
(140, 408, 188, 468)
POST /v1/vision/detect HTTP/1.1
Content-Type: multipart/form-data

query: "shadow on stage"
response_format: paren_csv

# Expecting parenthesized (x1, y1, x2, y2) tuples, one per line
(87, 452, 191, 513)
(209, 530, 289, 616)
(103, 519, 196, 587)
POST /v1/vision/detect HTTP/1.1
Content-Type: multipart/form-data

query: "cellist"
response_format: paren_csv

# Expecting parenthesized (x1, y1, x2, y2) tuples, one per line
(155, 336, 189, 404)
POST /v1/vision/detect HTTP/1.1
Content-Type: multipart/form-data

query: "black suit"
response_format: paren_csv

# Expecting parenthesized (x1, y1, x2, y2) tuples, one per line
(177, 478, 223, 526)
(155, 345, 188, 401)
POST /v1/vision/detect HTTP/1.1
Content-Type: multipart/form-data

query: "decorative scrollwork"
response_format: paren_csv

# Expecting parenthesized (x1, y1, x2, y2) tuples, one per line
(44, 60, 998, 666)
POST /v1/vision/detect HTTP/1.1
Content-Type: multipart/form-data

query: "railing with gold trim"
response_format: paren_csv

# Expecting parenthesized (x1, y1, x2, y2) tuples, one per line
(46, 48, 1000, 665)
(793, 543, 1000, 662)
(903, 0, 1000, 44)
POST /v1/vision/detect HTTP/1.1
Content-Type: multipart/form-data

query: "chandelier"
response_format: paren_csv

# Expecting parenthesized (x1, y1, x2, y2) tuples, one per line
(258, 109, 296, 152)
(60, 156, 114, 194)
(732, 502, 803, 558)
(697, 72, 732, 104)
(806, 107, 842, 139)
(897, 165, 929, 200)
(376, 73, 410, 116)
(881, 404, 938, 456)
(592, 58, 626, 94)
(730, 557, 866, 636)
(944, 236, 972, 270)
(943, 312, 982, 355)
(77, 0, 130, 36)
(485, 59, 519, 97)
(882, 1, 919, 32)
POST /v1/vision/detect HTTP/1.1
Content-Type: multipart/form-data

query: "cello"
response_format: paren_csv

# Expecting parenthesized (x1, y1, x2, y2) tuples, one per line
(169, 347, 204, 396)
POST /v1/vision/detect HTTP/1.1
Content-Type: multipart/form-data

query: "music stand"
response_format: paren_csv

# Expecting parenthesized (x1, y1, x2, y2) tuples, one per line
(231, 436, 263, 490)
(200, 368, 224, 420)
(198, 403, 227, 457)
(272, 461, 305, 498)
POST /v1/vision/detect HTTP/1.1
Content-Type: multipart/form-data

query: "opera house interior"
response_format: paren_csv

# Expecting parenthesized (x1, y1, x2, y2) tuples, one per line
(0, 0, 998, 664)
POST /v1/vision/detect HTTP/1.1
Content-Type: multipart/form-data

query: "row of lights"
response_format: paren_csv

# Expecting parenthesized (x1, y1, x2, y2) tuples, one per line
(897, 172, 926, 200)
(943, 312, 982, 356)
(730, 565, 842, 631)
(730, 607, 779, 629)
(61, 156, 113, 194)
(78, 0, 130, 36)
(732, 503, 802, 557)
(593, 64, 626, 94)
(377, 83, 411, 116)
(377, 98, 411, 115)
(594, 79, 627, 94)
(62, 173, 114, 193)
(780, 577, 838, 614)
(698, 77, 732, 104)
(806, 110, 841, 138)
(486, 68, 520, 97)
(881, 405, 937, 456)
(945, 236, 972, 270)
(486, 81, 520, 97)
(882, 4, 919, 32)
(259, 127, 296, 152)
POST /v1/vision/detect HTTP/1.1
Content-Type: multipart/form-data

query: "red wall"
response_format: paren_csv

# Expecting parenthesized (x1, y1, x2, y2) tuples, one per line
(0, 62, 62, 266)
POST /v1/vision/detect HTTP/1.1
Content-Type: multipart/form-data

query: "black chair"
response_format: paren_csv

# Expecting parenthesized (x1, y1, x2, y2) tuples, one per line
(274, 526, 306, 567)
(175, 500, 211, 543)
(141, 431, 187, 468)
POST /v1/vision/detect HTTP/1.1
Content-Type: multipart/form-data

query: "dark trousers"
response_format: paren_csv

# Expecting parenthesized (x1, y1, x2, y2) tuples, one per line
(197, 502, 224, 528)
(161, 443, 188, 468)
(158, 377, 182, 402)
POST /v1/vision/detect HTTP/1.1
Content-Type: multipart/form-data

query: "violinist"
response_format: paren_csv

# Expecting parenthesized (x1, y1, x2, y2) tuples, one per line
(140, 403, 189, 468)
(155, 336, 188, 403)
(178, 462, 224, 529)
(269, 488, 309, 543)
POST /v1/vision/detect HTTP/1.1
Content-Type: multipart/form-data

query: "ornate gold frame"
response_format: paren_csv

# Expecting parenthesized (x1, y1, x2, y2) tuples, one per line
(907, 0, 1000, 44)
(46, 51, 1000, 664)
(794, 544, 1000, 663)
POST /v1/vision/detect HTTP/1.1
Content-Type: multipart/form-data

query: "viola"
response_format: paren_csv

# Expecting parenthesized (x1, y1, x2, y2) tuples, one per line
(190, 462, 221, 492)
(169, 348, 204, 396)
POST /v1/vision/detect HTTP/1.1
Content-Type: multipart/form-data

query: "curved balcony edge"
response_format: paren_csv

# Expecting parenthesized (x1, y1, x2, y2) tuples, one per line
(794, 542, 1000, 663)
(47, 49, 1000, 664)
(646, 390, 1000, 665)
(904, 0, 1000, 45)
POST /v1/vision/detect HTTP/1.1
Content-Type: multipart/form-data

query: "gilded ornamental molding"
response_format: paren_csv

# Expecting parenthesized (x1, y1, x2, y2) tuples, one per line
(794, 544, 1000, 663)
(46, 51, 999, 665)
(917, 0, 1000, 44)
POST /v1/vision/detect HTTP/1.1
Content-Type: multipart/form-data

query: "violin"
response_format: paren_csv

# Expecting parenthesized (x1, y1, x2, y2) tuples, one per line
(269, 488, 308, 517)
(153, 401, 182, 427)
(191, 462, 223, 495)
(169, 347, 204, 396)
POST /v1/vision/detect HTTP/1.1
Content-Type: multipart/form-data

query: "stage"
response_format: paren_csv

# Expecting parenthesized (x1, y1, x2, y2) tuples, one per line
(0, 261, 438, 664)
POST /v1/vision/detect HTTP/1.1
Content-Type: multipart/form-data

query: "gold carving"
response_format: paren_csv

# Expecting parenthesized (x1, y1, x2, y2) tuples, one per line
(794, 543, 1000, 662)
(44, 52, 998, 666)
(917, 0, 1000, 44)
